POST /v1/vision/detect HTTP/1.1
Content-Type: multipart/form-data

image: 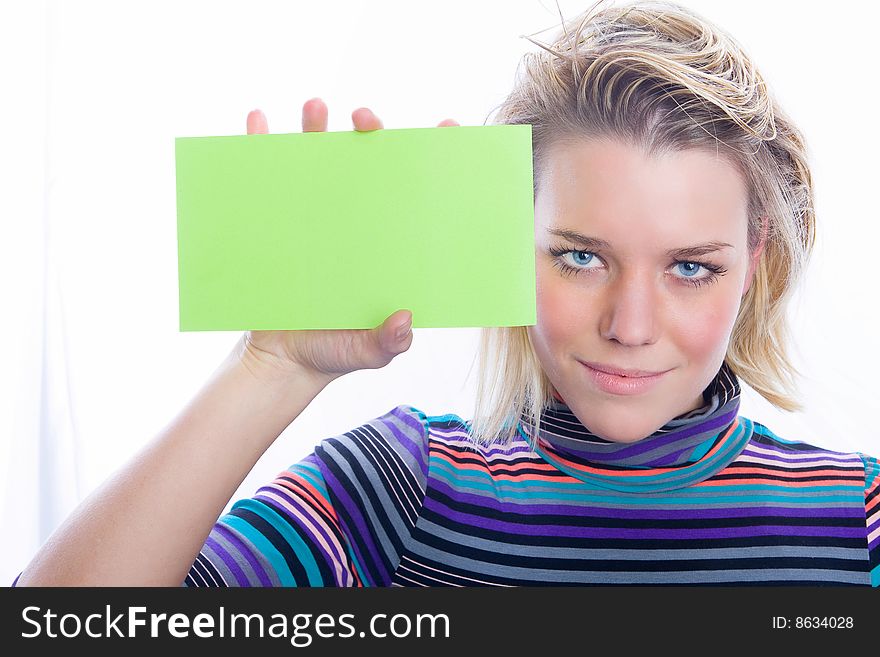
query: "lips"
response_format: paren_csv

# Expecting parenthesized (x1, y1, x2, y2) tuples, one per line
(579, 361, 669, 378)
(579, 361, 670, 396)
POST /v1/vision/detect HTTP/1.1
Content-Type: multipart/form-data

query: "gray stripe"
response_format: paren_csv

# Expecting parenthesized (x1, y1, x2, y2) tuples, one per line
(322, 435, 417, 569)
(416, 518, 867, 562)
(380, 406, 430, 484)
(434, 470, 862, 502)
(405, 543, 870, 584)
(355, 424, 423, 523)
(490, 499, 864, 510)
(214, 523, 281, 586)
(186, 557, 211, 587)
(193, 552, 224, 586)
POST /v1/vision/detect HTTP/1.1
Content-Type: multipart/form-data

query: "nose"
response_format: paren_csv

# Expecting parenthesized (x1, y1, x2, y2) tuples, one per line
(599, 270, 659, 346)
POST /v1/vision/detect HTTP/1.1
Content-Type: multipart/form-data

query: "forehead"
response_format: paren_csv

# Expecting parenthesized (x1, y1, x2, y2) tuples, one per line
(536, 138, 749, 245)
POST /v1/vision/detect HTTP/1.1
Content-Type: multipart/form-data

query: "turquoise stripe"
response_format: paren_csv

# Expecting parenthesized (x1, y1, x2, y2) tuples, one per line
(432, 450, 859, 494)
(521, 418, 762, 492)
(292, 463, 327, 494)
(871, 563, 880, 587)
(285, 462, 372, 587)
(688, 438, 714, 462)
(751, 424, 806, 445)
(346, 547, 372, 587)
(430, 461, 860, 504)
(221, 513, 295, 586)
(519, 419, 750, 486)
(430, 457, 587, 491)
(533, 435, 747, 490)
(426, 412, 470, 431)
(232, 498, 324, 586)
(752, 425, 855, 456)
(861, 453, 880, 488)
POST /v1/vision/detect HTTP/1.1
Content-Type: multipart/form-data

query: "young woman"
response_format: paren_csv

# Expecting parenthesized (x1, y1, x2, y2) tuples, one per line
(16, 0, 879, 586)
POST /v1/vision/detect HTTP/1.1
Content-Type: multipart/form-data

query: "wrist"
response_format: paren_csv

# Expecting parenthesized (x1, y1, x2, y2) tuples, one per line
(233, 333, 336, 390)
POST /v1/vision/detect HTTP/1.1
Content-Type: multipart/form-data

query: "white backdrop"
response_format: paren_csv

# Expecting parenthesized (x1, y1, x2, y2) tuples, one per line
(2, 0, 878, 586)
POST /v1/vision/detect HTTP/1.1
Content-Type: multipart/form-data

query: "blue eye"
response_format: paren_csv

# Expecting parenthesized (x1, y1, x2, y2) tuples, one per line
(569, 251, 596, 267)
(547, 244, 728, 289)
(676, 262, 703, 277)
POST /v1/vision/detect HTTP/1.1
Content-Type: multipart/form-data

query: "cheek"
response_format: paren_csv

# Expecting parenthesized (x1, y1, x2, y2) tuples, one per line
(529, 271, 589, 357)
(670, 288, 742, 360)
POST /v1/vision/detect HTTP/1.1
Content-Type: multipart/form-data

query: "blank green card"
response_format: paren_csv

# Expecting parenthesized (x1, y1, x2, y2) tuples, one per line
(175, 124, 536, 331)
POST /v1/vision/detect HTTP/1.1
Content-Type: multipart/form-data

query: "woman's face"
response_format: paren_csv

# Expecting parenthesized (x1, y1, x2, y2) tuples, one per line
(528, 137, 763, 443)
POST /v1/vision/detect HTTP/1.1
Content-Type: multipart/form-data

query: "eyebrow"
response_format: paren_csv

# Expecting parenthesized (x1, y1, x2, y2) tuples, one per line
(546, 228, 734, 259)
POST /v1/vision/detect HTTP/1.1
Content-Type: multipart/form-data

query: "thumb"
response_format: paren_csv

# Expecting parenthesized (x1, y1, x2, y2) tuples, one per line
(379, 309, 413, 353)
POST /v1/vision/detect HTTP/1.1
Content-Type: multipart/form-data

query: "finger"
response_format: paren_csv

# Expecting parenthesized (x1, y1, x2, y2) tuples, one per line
(378, 309, 413, 354)
(437, 119, 460, 127)
(302, 97, 328, 132)
(352, 107, 384, 132)
(247, 109, 269, 134)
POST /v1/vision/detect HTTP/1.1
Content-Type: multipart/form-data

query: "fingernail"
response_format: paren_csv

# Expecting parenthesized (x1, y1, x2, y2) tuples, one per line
(396, 319, 412, 340)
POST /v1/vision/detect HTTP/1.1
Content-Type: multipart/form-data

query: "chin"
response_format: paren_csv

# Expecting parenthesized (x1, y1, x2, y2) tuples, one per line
(595, 430, 651, 444)
(578, 412, 659, 444)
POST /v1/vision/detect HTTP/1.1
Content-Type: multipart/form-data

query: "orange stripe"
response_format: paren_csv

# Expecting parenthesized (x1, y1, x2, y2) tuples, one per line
(537, 417, 740, 478)
(276, 472, 335, 517)
(696, 477, 864, 488)
(432, 447, 556, 474)
(723, 466, 865, 479)
(866, 491, 880, 515)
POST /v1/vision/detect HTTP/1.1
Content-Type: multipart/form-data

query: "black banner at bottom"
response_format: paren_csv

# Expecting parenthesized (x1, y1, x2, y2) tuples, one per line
(1, 586, 875, 654)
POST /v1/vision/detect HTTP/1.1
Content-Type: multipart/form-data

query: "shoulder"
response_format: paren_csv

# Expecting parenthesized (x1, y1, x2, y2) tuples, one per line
(314, 404, 485, 464)
(745, 418, 880, 488)
(311, 404, 447, 487)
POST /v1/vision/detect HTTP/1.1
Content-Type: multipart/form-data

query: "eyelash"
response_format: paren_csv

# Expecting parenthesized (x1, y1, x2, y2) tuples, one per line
(548, 245, 729, 289)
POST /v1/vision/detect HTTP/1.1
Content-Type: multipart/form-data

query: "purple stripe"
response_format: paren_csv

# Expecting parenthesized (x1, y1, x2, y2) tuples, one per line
(205, 535, 250, 586)
(255, 487, 349, 582)
(741, 445, 862, 465)
(652, 441, 708, 466)
(300, 453, 322, 469)
(391, 406, 427, 440)
(422, 493, 864, 540)
(215, 522, 272, 587)
(319, 458, 387, 585)
(482, 442, 538, 457)
(427, 477, 866, 520)
(382, 413, 427, 476)
(566, 410, 736, 462)
(434, 435, 537, 460)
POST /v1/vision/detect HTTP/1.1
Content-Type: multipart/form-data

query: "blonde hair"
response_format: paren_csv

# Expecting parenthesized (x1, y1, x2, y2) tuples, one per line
(467, 0, 816, 448)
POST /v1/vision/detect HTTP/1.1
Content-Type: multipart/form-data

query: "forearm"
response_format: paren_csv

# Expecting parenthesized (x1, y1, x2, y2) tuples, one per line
(16, 335, 332, 586)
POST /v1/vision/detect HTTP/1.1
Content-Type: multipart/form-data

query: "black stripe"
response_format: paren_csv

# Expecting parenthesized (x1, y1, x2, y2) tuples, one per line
(257, 498, 337, 586)
(425, 486, 866, 529)
(231, 507, 311, 586)
(408, 527, 868, 573)
(724, 460, 863, 475)
(354, 423, 424, 524)
(712, 473, 864, 484)
(317, 443, 394, 584)
(191, 553, 227, 587)
(750, 429, 840, 453)
(318, 434, 423, 558)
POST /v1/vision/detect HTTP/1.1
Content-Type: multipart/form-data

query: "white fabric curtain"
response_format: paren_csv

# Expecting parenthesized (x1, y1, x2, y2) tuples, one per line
(0, 0, 82, 584)
(2, 0, 878, 587)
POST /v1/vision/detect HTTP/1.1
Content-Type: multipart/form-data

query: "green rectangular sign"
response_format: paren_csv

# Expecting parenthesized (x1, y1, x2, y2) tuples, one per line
(175, 124, 536, 330)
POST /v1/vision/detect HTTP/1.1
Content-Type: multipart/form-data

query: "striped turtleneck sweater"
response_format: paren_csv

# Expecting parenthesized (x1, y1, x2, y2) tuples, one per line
(183, 362, 880, 587)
